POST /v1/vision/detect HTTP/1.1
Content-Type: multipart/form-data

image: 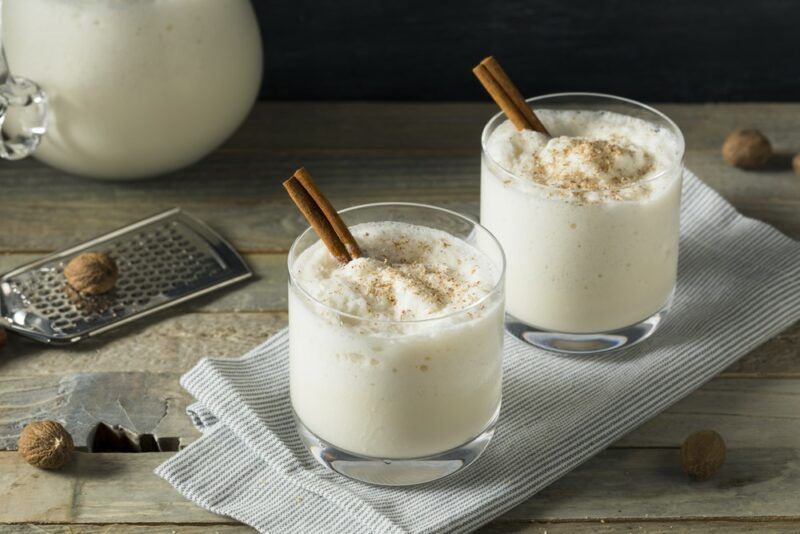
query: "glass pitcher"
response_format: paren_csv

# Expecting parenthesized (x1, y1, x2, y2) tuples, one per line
(0, 0, 263, 179)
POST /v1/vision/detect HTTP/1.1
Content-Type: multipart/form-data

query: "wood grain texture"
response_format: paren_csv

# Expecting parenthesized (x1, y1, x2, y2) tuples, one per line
(0, 313, 287, 375)
(612, 379, 800, 448)
(0, 452, 223, 524)
(0, 373, 198, 450)
(0, 527, 254, 534)
(3, 376, 799, 451)
(476, 521, 800, 533)
(0, 103, 797, 252)
(0, 310, 795, 377)
(2, 446, 799, 524)
(501, 447, 800, 522)
(2, 521, 800, 533)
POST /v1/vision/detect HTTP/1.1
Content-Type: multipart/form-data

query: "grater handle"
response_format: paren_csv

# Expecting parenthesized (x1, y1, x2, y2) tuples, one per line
(0, 303, 61, 344)
(0, 1, 47, 160)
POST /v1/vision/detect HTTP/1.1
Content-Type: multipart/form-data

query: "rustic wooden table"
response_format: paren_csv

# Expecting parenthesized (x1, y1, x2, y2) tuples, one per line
(0, 103, 798, 533)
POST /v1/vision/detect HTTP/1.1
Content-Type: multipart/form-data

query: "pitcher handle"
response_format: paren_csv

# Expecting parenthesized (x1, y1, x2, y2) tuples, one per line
(0, 0, 47, 160)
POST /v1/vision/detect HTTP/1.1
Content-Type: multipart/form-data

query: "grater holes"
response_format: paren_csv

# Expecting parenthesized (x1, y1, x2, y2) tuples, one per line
(52, 319, 70, 329)
(3, 216, 242, 341)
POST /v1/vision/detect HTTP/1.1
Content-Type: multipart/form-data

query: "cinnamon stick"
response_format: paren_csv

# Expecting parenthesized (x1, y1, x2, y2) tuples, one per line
(283, 168, 361, 265)
(293, 167, 362, 259)
(473, 56, 550, 136)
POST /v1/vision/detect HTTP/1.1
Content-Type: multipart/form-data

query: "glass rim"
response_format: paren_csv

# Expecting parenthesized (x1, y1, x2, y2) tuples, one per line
(287, 201, 506, 325)
(480, 92, 687, 193)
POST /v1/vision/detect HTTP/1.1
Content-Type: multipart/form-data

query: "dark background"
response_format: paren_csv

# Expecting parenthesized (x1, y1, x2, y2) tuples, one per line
(253, 0, 800, 102)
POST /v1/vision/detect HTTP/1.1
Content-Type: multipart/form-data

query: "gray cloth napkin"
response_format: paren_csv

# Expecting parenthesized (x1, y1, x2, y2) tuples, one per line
(156, 171, 800, 534)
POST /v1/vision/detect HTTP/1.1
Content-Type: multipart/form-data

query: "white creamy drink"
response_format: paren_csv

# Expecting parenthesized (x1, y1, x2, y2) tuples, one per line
(290, 221, 504, 459)
(2, 0, 262, 179)
(482, 107, 683, 334)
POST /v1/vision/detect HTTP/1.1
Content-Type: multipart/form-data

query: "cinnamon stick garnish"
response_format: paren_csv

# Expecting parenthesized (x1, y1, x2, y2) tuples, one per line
(293, 167, 362, 260)
(283, 168, 362, 264)
(473, 56, 550, 136)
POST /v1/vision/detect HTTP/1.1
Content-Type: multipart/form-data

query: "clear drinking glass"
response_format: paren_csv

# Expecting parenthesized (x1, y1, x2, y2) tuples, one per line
(288, 203, 506, 486)
(481, 93, 685, 353)
(0, 0, 262, 179)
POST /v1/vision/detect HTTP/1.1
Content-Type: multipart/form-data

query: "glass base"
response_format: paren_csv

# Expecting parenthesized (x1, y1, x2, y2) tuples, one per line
(294, 410, 498, 486)
(506, 302, 670, 354)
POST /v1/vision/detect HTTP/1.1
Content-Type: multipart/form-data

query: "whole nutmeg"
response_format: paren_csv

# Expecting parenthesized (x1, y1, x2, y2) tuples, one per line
(793, 153, 800, 176)
(18, 420, 74, 469)
(722, 128, 772, 169)
(681, 430, 726, 481)
(64, 251, 118, 295)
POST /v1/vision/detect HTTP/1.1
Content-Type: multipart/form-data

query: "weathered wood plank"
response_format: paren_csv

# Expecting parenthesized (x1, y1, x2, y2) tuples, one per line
(2, 375, 797, 451)
(164, 102, 800, 154)
(2, 446, 799, 524)
(0, 157, 795, 252)
(477, 520, 800, 533)
(1, 191, 796, 254)
(0, 310, 795, 377)
(0, 452, 225, 524)
(4, 147, 798, 207)
(0, 193, 480, 253)
(0, 527, 253, 533)
(612, 379, 800, 448)
(3, 521, 799, 533)
(0, 313, 287, 375)
(0, 103, 797, 252)
(500, 447, 800, 522)
(0, 373, 198, 450)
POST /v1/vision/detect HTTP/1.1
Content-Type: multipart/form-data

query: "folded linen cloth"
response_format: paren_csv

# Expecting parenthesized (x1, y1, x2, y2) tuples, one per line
(156, 171, 800, 533)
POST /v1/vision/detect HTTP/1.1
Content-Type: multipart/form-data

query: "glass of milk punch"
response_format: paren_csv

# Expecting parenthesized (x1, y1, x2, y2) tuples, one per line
(480, 93, 685, 353)
(287, 197, 506, 486)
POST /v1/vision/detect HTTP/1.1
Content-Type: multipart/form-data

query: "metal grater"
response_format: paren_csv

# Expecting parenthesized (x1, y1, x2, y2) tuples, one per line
(0, 208, 252, 344)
